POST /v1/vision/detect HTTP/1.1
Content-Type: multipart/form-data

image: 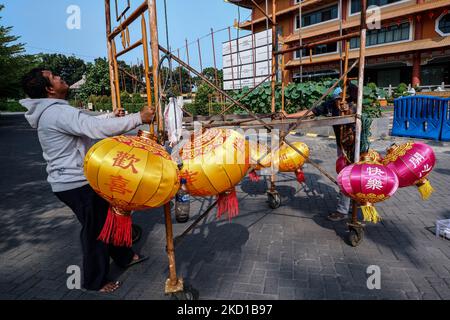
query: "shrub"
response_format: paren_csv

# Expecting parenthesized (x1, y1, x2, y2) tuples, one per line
(0, 100, 27, 112)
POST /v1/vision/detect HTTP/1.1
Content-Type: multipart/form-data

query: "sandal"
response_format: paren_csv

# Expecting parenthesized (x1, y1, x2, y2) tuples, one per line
(125, 254, 149, 268)
(99, 281, 122, 293)
(327, 212, 347, 222)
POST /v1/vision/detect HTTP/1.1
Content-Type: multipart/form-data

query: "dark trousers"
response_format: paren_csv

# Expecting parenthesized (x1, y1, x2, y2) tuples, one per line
(55, 184, 134, 290)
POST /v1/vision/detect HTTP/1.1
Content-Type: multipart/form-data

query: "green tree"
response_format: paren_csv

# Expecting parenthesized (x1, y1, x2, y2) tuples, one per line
(0, 4, 38, 99)
(78, 58, 111, 101)
(192, 82, 214, 115)
(37, 53, 86, 86)
(192, 67, 223, 88)
(172, 66, 192, 93)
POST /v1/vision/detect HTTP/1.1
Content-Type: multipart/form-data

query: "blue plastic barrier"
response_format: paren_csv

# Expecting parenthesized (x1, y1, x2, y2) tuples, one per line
(440, 98, 450, 141)
(392, 96, 445, 140)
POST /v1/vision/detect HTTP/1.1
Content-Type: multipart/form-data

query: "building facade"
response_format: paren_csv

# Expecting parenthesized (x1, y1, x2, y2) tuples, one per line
(229, 0, 450, 87)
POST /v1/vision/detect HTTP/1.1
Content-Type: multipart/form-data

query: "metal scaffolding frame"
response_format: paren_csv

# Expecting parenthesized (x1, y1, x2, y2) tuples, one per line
(104, 0, 369, 298)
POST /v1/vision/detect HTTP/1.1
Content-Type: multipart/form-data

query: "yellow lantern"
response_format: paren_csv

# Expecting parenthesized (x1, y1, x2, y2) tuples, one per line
(248, 141, 309, 183)
(272, 141, 309, 172)
(84, 130, 180, 246)
(179, 128, 249, 219)
(247, 141, 271, 181)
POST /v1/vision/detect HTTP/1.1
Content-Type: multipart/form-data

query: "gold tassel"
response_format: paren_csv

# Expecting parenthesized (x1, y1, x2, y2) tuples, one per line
(417, 179, 434, 200)
(361, 204, 381, 224)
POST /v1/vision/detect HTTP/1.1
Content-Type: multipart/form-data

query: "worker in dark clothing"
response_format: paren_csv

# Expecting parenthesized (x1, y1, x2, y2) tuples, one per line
(280, 84, 359, 221)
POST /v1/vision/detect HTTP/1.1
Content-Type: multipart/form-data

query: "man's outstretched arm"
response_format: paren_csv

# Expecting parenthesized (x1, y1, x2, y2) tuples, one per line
(55, 106, 155, 139)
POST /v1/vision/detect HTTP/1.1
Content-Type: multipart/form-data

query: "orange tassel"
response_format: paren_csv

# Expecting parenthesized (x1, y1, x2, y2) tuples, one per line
(98, 207, 133, 247)
(249, 170, 260, 182)
(217, 189, 239, 221)
(295, 168, 305, 184)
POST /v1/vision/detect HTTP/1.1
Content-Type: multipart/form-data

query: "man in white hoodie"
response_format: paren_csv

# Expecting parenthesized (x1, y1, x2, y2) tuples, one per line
(20, 68, 154, 293)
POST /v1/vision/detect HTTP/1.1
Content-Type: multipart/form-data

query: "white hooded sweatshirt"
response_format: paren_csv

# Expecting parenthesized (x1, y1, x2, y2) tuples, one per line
(20, 98, 143, 192)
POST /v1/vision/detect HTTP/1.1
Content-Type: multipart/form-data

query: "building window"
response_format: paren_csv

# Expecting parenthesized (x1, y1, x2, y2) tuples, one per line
(294, 0, 302, 4)
(436, 13, 450, 36)
(294, 43, 338, 59)
(350, 22, 410, 48)
(350, 0, 404, 15)
(295, 5, 338, 29)
(293, 70, 339, 82)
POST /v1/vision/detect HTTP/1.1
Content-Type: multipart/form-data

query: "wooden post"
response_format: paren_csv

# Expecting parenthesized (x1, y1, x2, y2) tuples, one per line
(147, 0, 163, 138)
(104, 0, 118, 111)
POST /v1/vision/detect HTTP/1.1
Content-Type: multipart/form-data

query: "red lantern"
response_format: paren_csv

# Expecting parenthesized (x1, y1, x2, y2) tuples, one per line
(428, 12, 434, 20)
(338, 156, 399, 223)
(382, 142, 436, 200)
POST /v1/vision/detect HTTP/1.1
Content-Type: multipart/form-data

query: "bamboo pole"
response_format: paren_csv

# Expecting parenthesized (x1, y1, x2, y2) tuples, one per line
(354, 0, 367, 164)
(109, 1, 148, 41)
(351, 0, 367, 226)
(104, 0, 118, 111)
(147, 0, 163, 138)
(111, 41, 122, 110)
(177, 49, 182, 94)
(141, 14, 154, 134)
(210, 28, 221, 104)
(228, 27, 236, 91)
(185, 39, 193, 93)
(147, 0, 182, 294)
(342, 40, 350, 104)
(270, 0, 276, 114)
(269, 0, 277, 193)
(159, 45, 273, 130)
(197, 38, 203, 74)
(250, 0, 276, 25)
(275, 32, 360, 55)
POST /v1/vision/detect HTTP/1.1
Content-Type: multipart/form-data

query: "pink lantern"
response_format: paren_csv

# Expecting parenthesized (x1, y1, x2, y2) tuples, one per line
(382, 142, 436, 200)
(338, 160, 399, 223)
(336, 150, 383, 174)
(336, 155, 350, 174)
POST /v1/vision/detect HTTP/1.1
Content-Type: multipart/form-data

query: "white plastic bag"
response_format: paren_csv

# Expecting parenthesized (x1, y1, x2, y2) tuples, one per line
(164, 96, 183, 147)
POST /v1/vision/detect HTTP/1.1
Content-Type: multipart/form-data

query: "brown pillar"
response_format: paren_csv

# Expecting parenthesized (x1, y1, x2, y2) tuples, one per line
(412, 53, 421, 87)
(412, 3, 423, 87)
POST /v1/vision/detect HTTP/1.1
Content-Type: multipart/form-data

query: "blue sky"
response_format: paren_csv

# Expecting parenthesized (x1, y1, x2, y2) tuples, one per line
(2, 0, 251, 69)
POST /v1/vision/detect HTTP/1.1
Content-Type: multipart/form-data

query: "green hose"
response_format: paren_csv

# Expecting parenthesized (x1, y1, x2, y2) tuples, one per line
(360, 113, 373, 154)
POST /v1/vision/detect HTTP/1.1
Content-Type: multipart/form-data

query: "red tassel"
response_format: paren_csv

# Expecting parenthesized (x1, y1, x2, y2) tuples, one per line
(98, 207, 133, 247)
(249, 170, 260, 182)
(295, 168, 305, 184)
(217, 188, 239, 221)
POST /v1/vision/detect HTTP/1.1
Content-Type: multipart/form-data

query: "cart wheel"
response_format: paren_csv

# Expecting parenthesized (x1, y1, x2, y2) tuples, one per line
(267, 192, 281, 209)
(171, 285, 199, 300)
(348, 226, 364, 247)
(132, 224, 142, 244)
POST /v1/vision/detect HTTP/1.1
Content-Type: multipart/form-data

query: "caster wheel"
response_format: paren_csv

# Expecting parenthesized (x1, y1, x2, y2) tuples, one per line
(267, 192, 281, 209)
(171, 285, 199, 300)
(132, 224, 142, 244)
(348, 226, 364, 247)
